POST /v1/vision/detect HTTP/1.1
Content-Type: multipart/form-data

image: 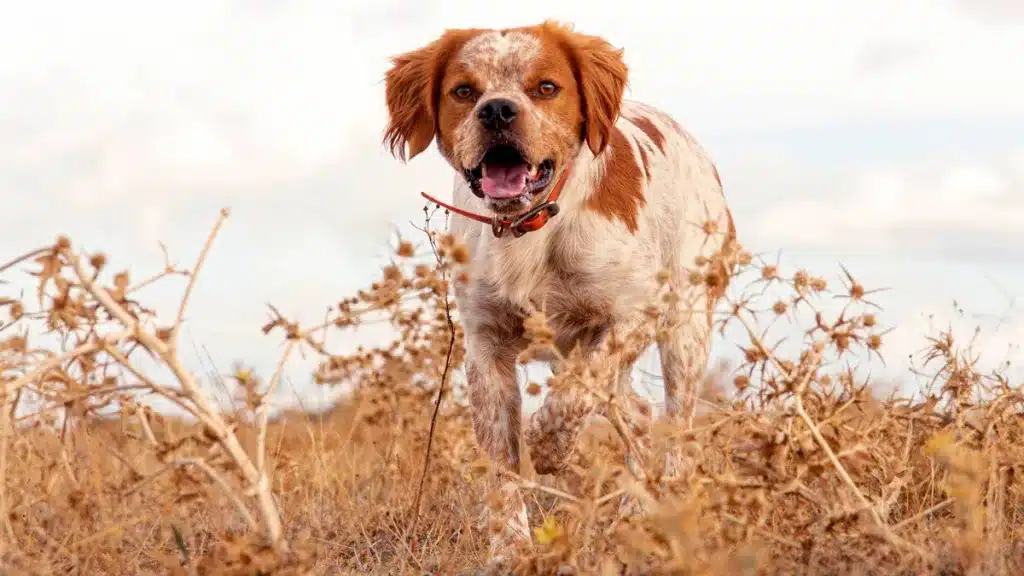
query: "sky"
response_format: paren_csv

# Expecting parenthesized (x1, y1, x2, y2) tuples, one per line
(2, 0, 1023, 416)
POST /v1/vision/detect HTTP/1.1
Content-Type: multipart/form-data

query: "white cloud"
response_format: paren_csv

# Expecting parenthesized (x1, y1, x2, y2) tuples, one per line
(953, 0, 1024, 23)
(856, 40, 923, 74)
(2, 2, 1021, 243)
(748, 150, 1024, 253)
(2, 0, 1023, 411)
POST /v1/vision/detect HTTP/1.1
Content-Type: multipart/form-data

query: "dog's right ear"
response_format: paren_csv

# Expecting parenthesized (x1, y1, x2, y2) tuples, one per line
(383, 31, 475, 163)
(567, 31, 628, 157)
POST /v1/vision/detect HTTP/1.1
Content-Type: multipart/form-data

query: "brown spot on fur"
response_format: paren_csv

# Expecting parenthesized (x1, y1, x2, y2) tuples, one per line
(626, 114, 666, 153)
(652, 108, 683, 134)
(586, 127, 646, 232)
(634, 138, 651, 181)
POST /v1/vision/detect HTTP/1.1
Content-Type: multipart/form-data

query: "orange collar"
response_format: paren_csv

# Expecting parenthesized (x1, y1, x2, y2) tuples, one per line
(421, 161, 573, 239)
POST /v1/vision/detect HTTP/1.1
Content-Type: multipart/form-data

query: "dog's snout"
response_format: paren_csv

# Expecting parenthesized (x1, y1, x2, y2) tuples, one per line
(477, 98, 518, 131)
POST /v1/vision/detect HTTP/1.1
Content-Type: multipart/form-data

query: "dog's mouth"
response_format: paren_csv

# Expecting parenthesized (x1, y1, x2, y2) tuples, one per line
(464, 145, 555, 209)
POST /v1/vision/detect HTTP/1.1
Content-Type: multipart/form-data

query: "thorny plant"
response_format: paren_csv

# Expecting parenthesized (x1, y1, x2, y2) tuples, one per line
(0, 204, 1022, 575)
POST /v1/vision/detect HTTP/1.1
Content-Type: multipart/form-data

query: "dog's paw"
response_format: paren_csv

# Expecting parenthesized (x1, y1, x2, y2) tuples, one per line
(524, 416, 582, 475)
(484, 481, 532, 561)
(524, 393, 593, 475)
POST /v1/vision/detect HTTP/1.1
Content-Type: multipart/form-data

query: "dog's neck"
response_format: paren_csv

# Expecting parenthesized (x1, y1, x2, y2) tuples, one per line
(551, 143, 599, 210)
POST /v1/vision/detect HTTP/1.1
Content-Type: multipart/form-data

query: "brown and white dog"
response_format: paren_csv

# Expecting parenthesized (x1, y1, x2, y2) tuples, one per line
(383, 21, 736, 561)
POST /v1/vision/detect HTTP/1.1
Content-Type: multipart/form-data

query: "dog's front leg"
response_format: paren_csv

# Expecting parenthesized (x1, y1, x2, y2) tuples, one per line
(465, 339, 531, 562)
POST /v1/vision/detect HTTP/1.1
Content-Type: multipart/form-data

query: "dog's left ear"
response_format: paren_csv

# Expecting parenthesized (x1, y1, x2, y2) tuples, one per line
(383, 30, 475, 163)
(551, 23, 629, 157)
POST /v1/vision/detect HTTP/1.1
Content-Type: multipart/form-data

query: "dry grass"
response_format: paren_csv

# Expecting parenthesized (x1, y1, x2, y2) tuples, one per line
(1, 205, 1022, 575)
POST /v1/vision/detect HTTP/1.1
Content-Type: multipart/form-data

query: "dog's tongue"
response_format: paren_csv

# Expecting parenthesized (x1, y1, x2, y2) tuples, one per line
(481, 164, 529, 199)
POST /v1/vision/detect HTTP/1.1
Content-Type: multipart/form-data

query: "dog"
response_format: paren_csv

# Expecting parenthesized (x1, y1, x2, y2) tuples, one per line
(382, 20, 736, 563)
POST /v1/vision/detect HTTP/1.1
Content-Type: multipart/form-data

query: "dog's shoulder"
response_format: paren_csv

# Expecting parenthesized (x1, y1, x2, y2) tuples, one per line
(612, 100, 724, 205)
(616, 100, 712, 167)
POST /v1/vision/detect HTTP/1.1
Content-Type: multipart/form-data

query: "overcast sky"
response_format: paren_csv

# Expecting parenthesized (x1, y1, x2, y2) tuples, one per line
(2, 0, 1022, 414)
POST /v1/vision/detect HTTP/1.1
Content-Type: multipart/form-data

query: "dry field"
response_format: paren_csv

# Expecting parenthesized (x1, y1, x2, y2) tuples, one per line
(1, 207, 1022, 575)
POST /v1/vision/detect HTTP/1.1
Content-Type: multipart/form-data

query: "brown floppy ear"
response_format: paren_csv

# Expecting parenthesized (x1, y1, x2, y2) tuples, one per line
(383, 31, 476, 162)
(383, 46, 435, 162)
(549, 22, 629, 156)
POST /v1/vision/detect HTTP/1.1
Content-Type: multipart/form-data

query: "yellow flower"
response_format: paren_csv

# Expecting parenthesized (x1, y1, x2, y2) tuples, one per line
(534, 515, 562, 545)
(923, 432, 955, 457)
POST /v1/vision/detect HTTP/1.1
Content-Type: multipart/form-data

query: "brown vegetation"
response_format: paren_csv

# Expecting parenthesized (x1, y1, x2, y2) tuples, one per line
(0, 206, 1022, 575)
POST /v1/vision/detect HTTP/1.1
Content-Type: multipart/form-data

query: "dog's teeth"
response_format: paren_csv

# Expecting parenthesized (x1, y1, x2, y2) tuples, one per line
(528, 165, 538, 178)
(481, 164, 489, 178)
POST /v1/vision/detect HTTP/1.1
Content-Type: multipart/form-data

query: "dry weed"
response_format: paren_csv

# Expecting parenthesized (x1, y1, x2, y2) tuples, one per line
(0, 204, 1021, 575)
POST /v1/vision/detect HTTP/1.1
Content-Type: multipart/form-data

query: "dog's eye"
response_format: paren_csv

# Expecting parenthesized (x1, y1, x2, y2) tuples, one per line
(536, 81, 559, 98)
(452, 84, 475, 100)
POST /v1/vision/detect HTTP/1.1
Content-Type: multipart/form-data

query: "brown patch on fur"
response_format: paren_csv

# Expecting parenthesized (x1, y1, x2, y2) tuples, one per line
(626, 114, 666, 153)
(651, 108, 683, 134)
(383, 29, 482, 162)
(586, 127, 646, 232)
(634, 138, 651, 180)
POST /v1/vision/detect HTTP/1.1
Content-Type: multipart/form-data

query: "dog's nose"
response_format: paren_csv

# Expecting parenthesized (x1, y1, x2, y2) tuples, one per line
(477, 98, 518, 130)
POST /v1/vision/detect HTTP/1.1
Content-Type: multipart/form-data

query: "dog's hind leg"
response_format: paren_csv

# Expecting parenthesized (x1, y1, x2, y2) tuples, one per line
(655, 290, 713, 480)
(607, 361, 654, 517)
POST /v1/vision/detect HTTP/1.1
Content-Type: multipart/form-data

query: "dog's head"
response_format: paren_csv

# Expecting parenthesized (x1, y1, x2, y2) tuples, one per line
(383, 21, 628, 216)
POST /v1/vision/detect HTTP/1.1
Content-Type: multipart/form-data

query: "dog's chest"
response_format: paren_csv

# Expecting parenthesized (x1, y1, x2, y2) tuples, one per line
(485, 234, 625, 354)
